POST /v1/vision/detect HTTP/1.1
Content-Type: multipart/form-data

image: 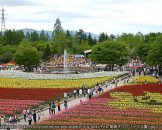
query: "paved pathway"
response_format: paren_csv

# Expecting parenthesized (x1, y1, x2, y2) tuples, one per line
(2, 75, 136, 130)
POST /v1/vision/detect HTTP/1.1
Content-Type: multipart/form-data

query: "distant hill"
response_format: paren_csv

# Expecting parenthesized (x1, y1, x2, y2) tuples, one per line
(20, 28, 53, 38)
(20, 28, 99, 39)
(85, 32, 99, 39)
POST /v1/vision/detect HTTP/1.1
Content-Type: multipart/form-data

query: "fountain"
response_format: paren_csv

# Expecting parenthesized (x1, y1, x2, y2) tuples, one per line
(42, 49, 92, 74)
(48, 49, 77, 74)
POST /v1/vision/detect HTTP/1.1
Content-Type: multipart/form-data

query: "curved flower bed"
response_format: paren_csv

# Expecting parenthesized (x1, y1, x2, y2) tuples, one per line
(41, 98, 162, 127)
(99, 83, 162, 98)
(0, 76, 112, 88)
(40, 83, 162, 127)
(0, 88, 74, 100)
(132, 76, 160, 83)
(0, 70, 128, 80)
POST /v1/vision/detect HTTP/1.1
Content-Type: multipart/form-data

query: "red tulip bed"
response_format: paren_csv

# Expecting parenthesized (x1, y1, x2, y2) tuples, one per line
(41, 83, 162, 129)
(0, 88, 74, 116)
(99, 83, 162, 98)
(0, 88, 74, 100)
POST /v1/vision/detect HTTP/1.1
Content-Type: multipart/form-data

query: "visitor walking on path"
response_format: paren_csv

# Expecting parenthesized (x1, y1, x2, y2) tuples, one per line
(9, 115, 14, 124)
(0, 116, 5, 126)
(27, 108, 31, 115)
(64, 99, 68, 110)
(13, 115, 20, 123)
(39, 103, 44, 116)
(73, 90, 77, 98)
(57, 99, 61, 111)
(27, 112, 32, 125)
(51, 102, 56, 114)
(37, 111, 41, 121)
(49, 103, 51, 114)
(33, 110, 37, 124)
(22, 109, 27, 122)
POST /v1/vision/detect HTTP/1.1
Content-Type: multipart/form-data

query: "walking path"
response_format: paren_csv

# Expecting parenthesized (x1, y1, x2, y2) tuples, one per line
(2, 75, 136, 130)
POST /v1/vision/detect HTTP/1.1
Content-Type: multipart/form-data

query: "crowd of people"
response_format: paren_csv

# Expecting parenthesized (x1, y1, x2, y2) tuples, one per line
(69, 80, 114, 100)
(21, 108, 42, 125)
(48, 99, 68, 115)
(42, 55, 92, 68)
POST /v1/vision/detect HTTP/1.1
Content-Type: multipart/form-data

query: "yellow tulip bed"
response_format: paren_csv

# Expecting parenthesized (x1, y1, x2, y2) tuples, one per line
(132, 76, 160, 83)
(108, 92, 162, 113)
(0, 76, 112, 88)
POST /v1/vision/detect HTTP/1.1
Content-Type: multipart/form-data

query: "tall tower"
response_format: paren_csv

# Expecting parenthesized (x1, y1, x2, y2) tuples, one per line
(0, 6, 6, 33)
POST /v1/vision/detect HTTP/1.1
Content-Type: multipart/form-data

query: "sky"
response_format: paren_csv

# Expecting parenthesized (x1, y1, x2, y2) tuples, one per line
(1, 0, 162, 35)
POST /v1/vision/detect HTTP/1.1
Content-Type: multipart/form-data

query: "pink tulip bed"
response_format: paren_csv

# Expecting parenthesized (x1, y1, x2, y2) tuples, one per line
(0, 99, 43, 116)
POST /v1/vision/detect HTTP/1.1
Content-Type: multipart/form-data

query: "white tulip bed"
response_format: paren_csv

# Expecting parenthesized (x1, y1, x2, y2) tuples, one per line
(0, 70, 128, 80)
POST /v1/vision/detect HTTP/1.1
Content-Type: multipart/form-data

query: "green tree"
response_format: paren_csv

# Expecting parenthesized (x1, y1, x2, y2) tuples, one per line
(99, 32, 109, 42)
(144, 32, 161, 43)
(91, 40, 129, 66)
(14, 44, 40, 71)
(30, 31, 39, 42)
(117, 32, 146, 60)
(117, 33, 136, 49)
(53, 18, 63, 36)
(53, 31, 74, 54)
(75, 41, 91, 54)
(147, 34, 162, 66)
(52, 18, 66, 54)
(110, 34, 115, 40)
(26, 32, 31, 40)
(2, 30, 24, 45)
(76, 29, 87, 44)
(66, 30, 71, 37)
(45, 33, 50, 41)
(43, 43, 52, 60)
(0, 45, 17, 63)
(88, 33, 93, 47)
(39, 30, 47, 41)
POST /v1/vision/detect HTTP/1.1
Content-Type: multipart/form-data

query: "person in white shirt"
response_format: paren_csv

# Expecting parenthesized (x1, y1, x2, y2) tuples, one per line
(9, 115, 13, 124)
(0, 116, 5, 126)
(79, 89, 82, 95)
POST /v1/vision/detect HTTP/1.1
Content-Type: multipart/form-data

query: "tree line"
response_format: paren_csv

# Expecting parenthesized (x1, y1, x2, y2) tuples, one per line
(92, 32, 162, 69)
(0, 18, 162, 70)
(0, 18, 97, 66)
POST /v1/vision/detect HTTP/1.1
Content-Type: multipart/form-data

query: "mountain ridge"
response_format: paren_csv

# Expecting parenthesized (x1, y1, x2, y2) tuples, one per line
(20, 28, 99, 39)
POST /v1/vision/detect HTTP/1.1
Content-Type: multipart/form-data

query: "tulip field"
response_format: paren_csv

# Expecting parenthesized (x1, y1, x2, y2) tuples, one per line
(0, 71, 126, 117)
(41, 83, 162, 128)
(0, 88, 74, 116)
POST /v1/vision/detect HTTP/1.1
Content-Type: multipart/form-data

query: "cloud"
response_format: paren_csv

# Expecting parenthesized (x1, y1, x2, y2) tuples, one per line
(3, 0, 162, 34)
(1, 0, 41, 6)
